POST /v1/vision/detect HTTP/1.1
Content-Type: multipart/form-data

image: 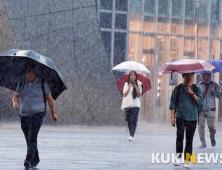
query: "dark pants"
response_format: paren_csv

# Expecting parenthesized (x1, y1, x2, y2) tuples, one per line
(176, 117, 197, 161)
(126, 107, 139, 137)
(20, 112, 44, 165)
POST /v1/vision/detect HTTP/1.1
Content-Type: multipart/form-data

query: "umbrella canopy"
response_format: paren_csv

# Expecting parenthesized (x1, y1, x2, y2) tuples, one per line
(159, 59, 215, 74)
(0, 49, 67, 100)
(202, 59, 222, 73)
(112, 61, 150, 74)
(116, 73, 151, 95)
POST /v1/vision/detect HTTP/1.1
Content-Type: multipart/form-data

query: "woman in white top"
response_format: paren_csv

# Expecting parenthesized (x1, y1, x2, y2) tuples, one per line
(123, 71, 143, 141)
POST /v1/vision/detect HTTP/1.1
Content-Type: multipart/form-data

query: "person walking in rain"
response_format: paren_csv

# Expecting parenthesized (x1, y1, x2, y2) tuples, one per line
(122, 71, 143, 141)
(12, 64, 58, 169)
(197, 72, 221, 148)
(169, 72, 203, 168)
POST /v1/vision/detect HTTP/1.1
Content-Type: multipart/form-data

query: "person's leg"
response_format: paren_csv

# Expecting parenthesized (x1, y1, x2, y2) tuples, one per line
(20, 115, 31, 167)
(176, 118, 185, 158)
(198, 111, 206, 146)
(184, 120, 197, 162)
(130, 107, 139, 137)
(20, 116, 30, 147)
(26, 113, 44, 166)
(124, 112, 128, 132)
(31, 149, 40, 167)
(126, 109, 133, 137)
(206, 111, 216, 146)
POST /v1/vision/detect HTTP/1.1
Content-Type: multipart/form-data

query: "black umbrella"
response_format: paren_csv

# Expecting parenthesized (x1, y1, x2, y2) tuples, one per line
(0, 49, 67, 100)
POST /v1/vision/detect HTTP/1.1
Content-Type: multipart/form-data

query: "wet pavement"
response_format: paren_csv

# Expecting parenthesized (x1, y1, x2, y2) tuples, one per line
(0, 121, 222, 170)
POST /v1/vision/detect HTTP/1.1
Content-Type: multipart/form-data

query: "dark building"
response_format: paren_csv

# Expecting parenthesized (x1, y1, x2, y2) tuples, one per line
(0, 0, 123, 125)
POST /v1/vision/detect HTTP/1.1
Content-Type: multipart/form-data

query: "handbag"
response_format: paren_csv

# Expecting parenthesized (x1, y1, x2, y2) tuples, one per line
(121, 87, 133, 111)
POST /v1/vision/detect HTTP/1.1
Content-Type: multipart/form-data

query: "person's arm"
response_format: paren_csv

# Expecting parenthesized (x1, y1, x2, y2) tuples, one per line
(46, 95, 58, 121)
(211, 83, 222, 99)
(169, 87, 177, 127)
(171, 110, 176, 127)
(12, 92, 20, 109)
(186, 87, 198, 102)
(123, 83, 132, 97)
(186, 86, 203, 105)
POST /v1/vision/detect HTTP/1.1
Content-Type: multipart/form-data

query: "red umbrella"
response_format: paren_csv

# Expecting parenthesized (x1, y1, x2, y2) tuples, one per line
(116, 73, 151, 95)
(159, 59, 215, 74)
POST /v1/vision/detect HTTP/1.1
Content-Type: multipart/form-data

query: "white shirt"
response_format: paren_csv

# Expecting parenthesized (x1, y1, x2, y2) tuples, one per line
(123, 81, 142, 108)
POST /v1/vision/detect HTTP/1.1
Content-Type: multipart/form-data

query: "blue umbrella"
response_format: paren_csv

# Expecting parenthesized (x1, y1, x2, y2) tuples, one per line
(207, 59, 222, 73)
(197, 59, 222, 74)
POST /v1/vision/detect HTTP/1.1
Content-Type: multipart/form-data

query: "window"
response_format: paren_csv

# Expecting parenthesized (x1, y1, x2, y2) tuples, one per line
(130, 0, 142, 14)
(199, 0, 208, 20)
(198, 21, 208, 37)
(114, 32, 126, 66)
(158, 0, 169, 16)
(171, 19, 183, 34)
(144, 16, 156, 33)
(185, 0, 194, 18)
(101, 31, 112, 59)
(172, 0, 182, 17)
(129, 33, 142, 62)
(129, 15, 142, 32)
(157, 17, 170, 33)
(184, 20, 195, 36)
(211, 0, 220, 21)
(144, 0, 155, 15)
(210, 22, 220, 37)
(184, 38, 195, 59)
(100, 0, 113, 10)
(115, 14, 127, 30)
(115, 0, 128, 11)
(100, 12, 112, 29)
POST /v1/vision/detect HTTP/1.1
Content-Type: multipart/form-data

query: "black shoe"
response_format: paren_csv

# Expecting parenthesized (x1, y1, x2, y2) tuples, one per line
(199, 144, 206, 148)
(211, 139, 216, 147)
(24, 160, 31, 169)
(32, 161, 40, 168)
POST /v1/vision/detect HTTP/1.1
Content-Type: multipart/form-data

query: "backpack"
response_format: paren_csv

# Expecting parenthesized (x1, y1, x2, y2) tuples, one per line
(19, 78, 46, 111)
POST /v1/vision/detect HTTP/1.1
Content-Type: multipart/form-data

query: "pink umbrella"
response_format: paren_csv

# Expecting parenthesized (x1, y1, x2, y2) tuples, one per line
(159, 59, 215, 74)
(116, 73, 151, 95)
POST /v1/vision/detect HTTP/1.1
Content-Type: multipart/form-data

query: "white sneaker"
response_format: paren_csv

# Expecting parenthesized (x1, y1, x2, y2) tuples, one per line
(128, 136, 134, 141)
(184, 162, 190, 168)
(174, 158, 182, 166)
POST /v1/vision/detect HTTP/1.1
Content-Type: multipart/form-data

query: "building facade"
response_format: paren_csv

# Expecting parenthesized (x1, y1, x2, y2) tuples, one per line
(97, 0, 222, 122)
(0, 0, 123, 125)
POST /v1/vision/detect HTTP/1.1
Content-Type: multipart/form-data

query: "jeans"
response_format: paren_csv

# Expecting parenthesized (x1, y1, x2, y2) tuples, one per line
(176, 117, 197, 161)
(126, 107, 139, 137)
(198, 111, 216, 145)
(20, 112, 44, 165)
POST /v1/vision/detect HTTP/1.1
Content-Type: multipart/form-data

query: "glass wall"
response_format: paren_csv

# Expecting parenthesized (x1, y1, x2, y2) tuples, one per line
(98, 0, 222, 122)
(98, 0, 128, 67)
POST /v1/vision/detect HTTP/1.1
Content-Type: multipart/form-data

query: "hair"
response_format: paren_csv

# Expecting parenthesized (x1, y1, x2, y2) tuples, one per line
(25, 63, 37, 74)
(128, 71, 138, 99)
(202, 72, 211, 77)
(182, 72, 195, 79)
